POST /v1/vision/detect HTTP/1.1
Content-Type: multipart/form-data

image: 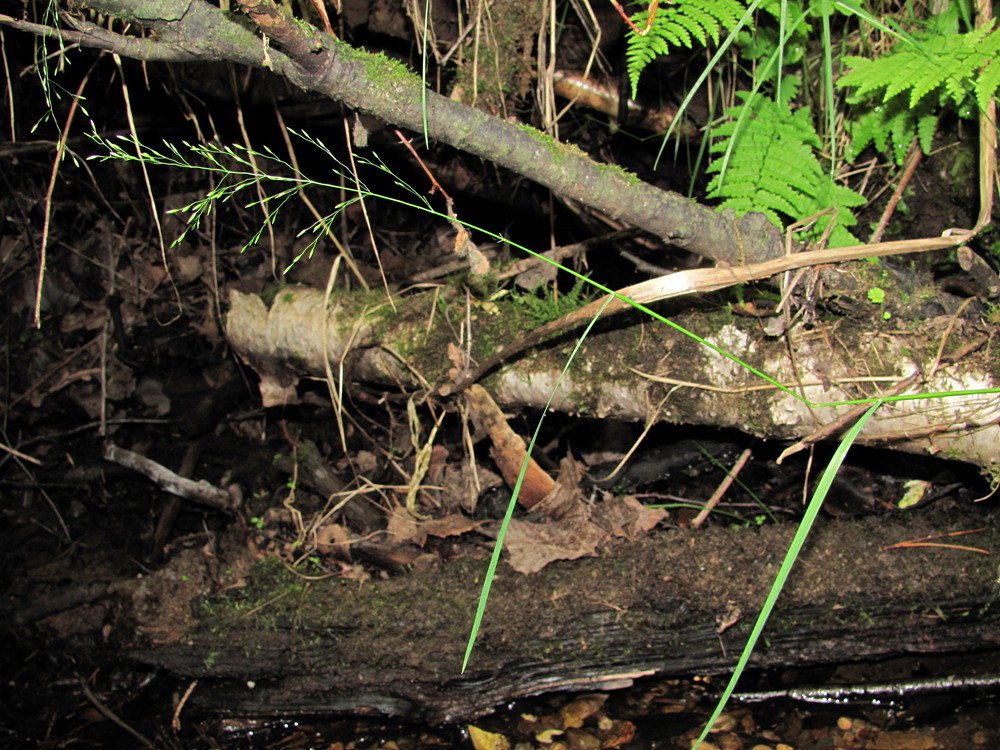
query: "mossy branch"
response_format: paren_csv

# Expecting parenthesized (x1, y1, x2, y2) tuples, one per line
(27, 0, 782, 265)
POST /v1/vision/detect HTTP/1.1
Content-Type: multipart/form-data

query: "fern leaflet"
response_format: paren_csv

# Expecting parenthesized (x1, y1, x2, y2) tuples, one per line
(626, 0, 746, 99)
(838, 21, 1000, 114)
(842, 97, 939, 165)
(706, 95, 865, 247)
(837, 22, 1000, 165)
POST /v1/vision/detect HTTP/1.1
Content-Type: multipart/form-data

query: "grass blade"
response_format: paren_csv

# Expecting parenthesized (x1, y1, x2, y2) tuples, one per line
(461, 296, 614, 672)
(690, 399, 882, 749)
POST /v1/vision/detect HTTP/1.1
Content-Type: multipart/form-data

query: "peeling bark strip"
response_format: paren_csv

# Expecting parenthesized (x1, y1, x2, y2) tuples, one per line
(464, 384, 555, 508)
(225, 285, 1000, 472)
(55, 0, 782, 264)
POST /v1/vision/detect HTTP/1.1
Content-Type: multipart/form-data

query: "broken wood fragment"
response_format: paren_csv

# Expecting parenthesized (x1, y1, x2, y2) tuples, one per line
(104, 443, 240, 515)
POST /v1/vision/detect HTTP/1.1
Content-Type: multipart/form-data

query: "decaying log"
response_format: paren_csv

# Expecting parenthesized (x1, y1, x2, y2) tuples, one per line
(131, 507, 1000, 723)
(225, 276, 1000, 473)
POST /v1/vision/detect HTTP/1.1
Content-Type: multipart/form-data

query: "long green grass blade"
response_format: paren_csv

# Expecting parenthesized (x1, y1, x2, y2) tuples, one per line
(689, 399, 882, 749)
(461, 296, 614, 672)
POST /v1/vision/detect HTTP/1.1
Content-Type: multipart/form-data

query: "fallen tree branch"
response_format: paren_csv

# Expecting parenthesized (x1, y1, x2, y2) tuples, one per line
(224, 266, 1000, 472)
(443, 232, 973, 394)
(5, 0, 781, 266)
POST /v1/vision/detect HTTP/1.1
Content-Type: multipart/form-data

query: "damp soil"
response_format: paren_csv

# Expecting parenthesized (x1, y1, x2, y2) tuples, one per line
(3, 442, 999, 748)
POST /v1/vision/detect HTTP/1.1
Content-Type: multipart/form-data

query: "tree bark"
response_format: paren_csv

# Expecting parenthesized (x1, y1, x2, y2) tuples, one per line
(224, 278, 1000, 473)
(7, 0, 783, 265)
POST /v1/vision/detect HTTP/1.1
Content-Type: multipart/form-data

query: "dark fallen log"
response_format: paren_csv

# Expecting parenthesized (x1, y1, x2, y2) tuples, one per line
(131, 505, 1000, 723)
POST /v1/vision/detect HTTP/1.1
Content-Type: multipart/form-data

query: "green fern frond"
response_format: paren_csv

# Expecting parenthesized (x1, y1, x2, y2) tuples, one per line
(707, 95, 865, 246)
(626, 0, 746, 99)
(836, 17, 983, 167)
(838, 21, 1000, 110)
(843, 94, 939, 166)
(511, 275, 595, 326)
(977, 55, 1000, 112)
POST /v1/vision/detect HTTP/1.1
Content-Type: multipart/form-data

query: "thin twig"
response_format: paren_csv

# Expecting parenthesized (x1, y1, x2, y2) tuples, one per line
(776, 372, 920, 464)
(0, 441, 41, 464)
(928, 296, 975, 379)
(114, 53, 181, 323)
(78, 677, 154, 749)
(172, 680, 198, 732)
(35, 60, 94, 327)
(345, 119, 391, 302)
(691, 447, 752, 529)
(869, 138, 922, 244)
(104, 443, 239, 514)
(593, 392, 669, 485)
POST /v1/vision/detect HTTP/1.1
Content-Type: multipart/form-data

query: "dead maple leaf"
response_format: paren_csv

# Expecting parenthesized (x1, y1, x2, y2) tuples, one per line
(590, 494, 666, 539)
(504, 457, 604, 574)
(504, 459, 666, 574)
(387, 508, 479, 548)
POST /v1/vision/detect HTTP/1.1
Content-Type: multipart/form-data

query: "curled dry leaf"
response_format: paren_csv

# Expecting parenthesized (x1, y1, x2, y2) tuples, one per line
(386, 507, 480, 548)
(315, 522, 352, 554)
(505, 459, 666, 574)
(505, 457, 603, 574)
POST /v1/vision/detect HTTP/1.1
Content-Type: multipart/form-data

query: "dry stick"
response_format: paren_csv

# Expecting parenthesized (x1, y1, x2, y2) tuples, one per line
(537, 0, 559, 135)
(1, 26, 14, 137)
(440, 233, 971, 396)
(691, 447, 753, 529)
(229, 66, 278, 277)
(13, 580, 133, 626)
(775, 372, 921, 464)
(104, 443, 239, 514)
(304, 0, 333, 34)
(882, 527, 988, 553)
(394, 128, 491, 279)
(0, 335, 115, 411)
(497, 230, 642, 280)
(171, 680, 198, 732)
(975, 97, 996, 232)
(78, 677, 154, 749)
(593, 392, 670, 486)
(928, 296, 976, 379)
(344, 119, 392, 301)
(410, 229, 640, 284)
(6, 449, 70, 542)
(114, 53, 182, 324)
(149, 437, 207, 562)
(625, 369, 905, 394)
(974, 0, 997, 233)
(0, 441, 41, 464)
(34, 60, 94, 327)
(869, 138, 923, 244)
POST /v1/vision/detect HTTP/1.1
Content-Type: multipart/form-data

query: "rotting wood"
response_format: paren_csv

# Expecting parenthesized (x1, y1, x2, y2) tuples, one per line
(464, 384, 555, 508)
(130, 507, 1000, 723)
